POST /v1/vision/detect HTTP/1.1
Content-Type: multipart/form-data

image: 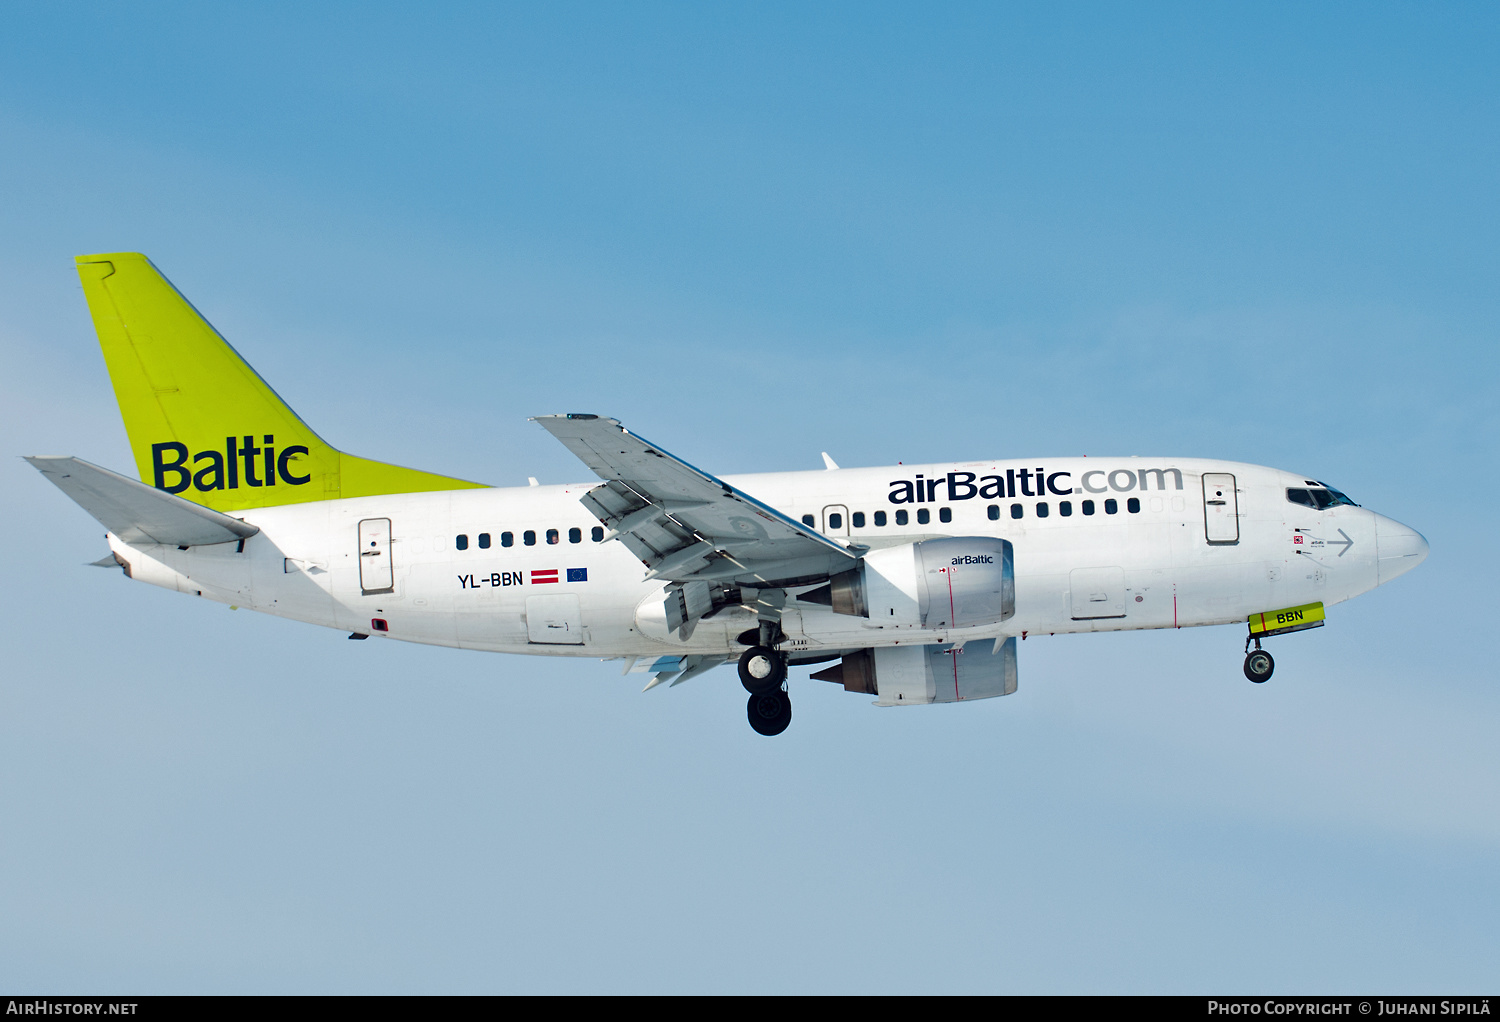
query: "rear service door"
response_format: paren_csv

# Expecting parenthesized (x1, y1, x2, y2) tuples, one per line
(1202, 473, 1239, 544)
(358, 518, 394, 594)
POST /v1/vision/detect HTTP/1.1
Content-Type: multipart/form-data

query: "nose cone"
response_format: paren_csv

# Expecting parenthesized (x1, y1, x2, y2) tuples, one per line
(1374, 514, 1429, 584)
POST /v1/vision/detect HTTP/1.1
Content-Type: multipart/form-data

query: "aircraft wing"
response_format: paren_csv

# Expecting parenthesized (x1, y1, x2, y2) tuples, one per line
(532, 415, 860, 587)
(26, 455, 260, 547)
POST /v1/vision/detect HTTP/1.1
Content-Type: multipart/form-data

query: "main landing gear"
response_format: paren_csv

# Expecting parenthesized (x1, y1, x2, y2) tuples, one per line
(739, 644, 791, 736)
(1243, 636, 1275, 684)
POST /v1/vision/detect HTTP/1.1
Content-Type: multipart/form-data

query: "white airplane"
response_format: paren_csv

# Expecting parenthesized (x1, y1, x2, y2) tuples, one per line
(29, 253, 1430, 735)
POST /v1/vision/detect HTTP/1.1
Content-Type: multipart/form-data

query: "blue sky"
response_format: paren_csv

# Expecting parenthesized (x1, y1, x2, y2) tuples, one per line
(1, 3, 1496, 992)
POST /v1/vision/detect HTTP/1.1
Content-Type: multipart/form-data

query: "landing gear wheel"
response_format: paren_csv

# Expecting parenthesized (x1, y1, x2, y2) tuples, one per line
(1244, 649, 1275, 683)
(739, 645, 786, 694)
(747, 688, 792, 736)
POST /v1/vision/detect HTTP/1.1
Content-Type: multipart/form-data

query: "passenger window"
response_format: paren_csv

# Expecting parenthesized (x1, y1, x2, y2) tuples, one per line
(874, 510, 887, 527)
(569, 527, 582, 544)
(1105, 499, 1118, 515)
(455, 534, 469, 551)
(852, 512, 865, 528)
(478, 532, 491, 549)
(1082, 500, 1095, 515)
(1036, 502, 1049, 518)
(895, 509, 909, 525)
(939, 507, 952, 523)
(591, 526, 604, 542)
(523, 530, 536, 546)
(987, 504, 999, 520)
(546, 529, 559, 545)
(829, 513, 843, 530)
(501, 531, 514, 547)
(1059, 501, 1072, 517)
(1010, 503, 1023, 519)
(802, 514, 815, 527)
(916, 508, 930, 525)
(1127, 497, 1141, 514)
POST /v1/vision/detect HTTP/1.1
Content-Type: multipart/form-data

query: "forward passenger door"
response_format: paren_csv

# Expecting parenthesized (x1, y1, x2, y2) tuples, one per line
(1202, 473, 1239, 544)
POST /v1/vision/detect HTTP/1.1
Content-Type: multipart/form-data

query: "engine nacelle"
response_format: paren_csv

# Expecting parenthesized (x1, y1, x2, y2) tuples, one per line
(805, 536, 1014, 629)
(813, 637, 1018, 705)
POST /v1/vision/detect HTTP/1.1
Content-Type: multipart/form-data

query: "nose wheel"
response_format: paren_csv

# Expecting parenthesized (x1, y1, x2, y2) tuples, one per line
(1242, 636, 1274, 683)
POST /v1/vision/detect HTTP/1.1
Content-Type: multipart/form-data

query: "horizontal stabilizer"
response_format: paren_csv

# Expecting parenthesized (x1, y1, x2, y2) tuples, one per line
(26, 456, 260, 547)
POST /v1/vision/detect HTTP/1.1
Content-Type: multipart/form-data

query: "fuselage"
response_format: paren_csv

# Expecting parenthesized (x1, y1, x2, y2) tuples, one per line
(106, 456, 1428, 663)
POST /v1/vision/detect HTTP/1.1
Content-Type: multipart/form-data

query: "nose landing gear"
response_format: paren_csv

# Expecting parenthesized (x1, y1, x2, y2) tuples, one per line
(1243, 636, 1274, 683)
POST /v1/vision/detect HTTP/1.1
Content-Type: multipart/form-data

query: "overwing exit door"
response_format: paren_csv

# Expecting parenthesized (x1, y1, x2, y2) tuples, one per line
(1202, 473, 1239, 544)
(358, 518, 394, 594)
(822, 504, 849, 536)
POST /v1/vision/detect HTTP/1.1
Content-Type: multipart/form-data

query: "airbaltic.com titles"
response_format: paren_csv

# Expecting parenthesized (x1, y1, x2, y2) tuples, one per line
(887, 466, 1184, 503)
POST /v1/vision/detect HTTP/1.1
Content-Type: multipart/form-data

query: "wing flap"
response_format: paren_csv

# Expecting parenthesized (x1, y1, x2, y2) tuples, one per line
(27, 456, 260, 547)
(534, 414, 858, 586)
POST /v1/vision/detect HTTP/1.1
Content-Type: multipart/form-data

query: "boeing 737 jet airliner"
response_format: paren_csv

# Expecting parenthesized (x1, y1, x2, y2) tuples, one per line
(28, 254, 1430, 735)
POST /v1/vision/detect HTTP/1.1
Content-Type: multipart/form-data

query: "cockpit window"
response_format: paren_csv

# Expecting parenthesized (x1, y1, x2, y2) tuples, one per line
(1317, 482, 1359, 507)
(1287, 486, 1360, 510)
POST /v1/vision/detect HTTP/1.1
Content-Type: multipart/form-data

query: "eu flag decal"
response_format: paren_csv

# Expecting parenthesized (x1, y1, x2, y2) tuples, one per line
(566, 568, 588, 583)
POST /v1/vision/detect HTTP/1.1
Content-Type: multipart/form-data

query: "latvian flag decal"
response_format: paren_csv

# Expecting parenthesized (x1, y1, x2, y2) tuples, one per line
(529, 568, 587, 584)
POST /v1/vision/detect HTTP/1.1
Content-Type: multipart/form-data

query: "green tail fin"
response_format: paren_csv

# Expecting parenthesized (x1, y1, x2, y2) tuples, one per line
(76, 252, 485, 512)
